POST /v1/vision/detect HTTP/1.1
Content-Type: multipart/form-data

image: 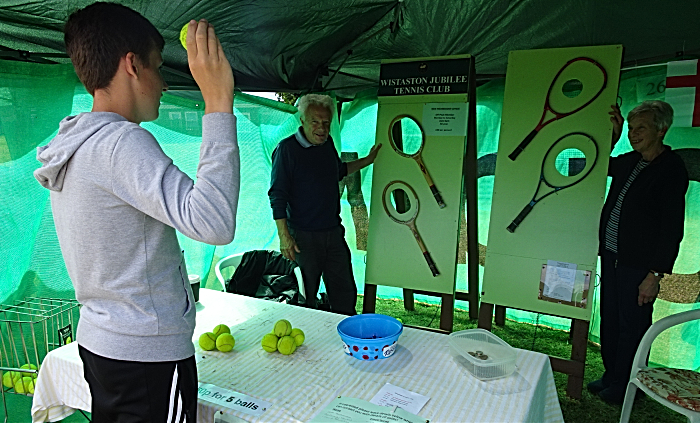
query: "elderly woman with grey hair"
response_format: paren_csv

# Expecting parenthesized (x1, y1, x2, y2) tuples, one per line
(587, 101, 689, 404)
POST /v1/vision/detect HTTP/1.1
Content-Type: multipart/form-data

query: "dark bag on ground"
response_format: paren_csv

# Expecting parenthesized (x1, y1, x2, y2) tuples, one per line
(226, 250, 305, 305)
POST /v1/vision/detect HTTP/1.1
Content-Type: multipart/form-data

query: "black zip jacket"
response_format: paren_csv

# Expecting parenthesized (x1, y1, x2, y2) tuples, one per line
(598, 146, 689, 273)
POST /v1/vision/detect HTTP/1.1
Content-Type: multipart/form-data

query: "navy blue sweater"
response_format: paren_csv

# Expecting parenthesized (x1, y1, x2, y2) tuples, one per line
(598, 147, 688, 273)
(269, 130, 348, 231)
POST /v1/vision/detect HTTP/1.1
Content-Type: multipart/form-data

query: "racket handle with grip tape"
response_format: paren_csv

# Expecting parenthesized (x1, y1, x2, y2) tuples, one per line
(423, 252, 440, 277)
(508, 129, 538, 161)
(430, 185, 446, 209)
(507, 201, 535, 233)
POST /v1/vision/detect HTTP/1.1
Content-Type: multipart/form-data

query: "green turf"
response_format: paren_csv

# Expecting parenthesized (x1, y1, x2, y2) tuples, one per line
(362, 296, 685, 423)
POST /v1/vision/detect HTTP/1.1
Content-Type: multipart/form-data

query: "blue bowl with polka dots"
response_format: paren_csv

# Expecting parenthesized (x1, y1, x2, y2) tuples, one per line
(337, 314, 403, 361)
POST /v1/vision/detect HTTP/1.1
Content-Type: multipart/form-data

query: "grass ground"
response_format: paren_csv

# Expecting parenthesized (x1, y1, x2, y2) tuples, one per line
(2, 296, 684, 422)
(362, 296, 685, 423)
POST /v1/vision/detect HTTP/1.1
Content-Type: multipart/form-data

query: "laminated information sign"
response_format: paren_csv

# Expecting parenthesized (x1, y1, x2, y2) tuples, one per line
(310, 397, 428, 423)
(197, 383, 271, 417)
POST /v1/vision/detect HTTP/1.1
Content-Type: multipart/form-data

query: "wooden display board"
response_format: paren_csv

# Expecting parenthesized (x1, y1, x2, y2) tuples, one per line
(364, 55, 478, 330)
(480, 44, 623, 399)
(482, 45, 623, 320)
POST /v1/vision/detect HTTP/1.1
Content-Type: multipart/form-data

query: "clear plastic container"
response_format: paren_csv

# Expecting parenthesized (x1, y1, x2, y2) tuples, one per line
(449, 329, 516, 380)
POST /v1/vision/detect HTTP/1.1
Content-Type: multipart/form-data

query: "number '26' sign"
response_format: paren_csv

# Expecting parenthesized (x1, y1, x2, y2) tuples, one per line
(635, 75, 666, 101)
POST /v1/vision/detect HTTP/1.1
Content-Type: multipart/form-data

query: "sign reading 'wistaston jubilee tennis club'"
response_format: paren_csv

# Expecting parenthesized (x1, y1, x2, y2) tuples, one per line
(378, 56, 471, 96)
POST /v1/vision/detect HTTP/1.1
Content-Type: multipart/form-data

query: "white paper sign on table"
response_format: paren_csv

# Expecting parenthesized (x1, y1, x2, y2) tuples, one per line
(198, 383, 271, 417)
(370, 383, 430, 415)
(310, 397, 427, 423)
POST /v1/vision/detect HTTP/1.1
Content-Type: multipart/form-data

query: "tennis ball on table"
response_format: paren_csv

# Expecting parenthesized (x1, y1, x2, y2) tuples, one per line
(180, 23, 189, 50)
(273, 319, 292, 337)
(216, 333, 235, 352)
(277, 335, 297, 355)
(290, 328, 305, 346)
(198, 332, 217, 351)
(212, 324, 231, 339)
(2, 371, 20, 388)
(14, 376, 35, 394)
(261, 333, 279, 353)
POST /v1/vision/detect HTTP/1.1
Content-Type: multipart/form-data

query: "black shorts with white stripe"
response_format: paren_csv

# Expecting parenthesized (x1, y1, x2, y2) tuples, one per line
(79, 345, 197, 423)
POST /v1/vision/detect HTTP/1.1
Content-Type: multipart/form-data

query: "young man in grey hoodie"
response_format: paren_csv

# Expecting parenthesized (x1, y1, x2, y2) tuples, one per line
(33, 3, 239, 421)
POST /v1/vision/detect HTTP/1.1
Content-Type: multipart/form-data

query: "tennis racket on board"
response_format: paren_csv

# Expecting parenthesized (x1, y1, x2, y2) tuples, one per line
(506, 132, 599, 233)
(508, 57, 607, 161)
(383, 180, 440, 277)
(389, 115, 446, 209)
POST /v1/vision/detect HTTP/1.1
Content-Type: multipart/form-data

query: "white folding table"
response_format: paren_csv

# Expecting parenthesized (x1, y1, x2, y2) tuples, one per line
(32, 288, 564, 422)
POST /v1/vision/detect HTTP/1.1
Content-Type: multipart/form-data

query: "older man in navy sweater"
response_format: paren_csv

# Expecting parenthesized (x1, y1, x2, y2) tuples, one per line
(269, 94, 381, 315)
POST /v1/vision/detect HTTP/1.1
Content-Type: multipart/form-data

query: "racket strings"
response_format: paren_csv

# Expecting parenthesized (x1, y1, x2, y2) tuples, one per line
(547, 57, 607, 116)
(510, 57, 608, 161)
(541, 133, 599, 189)
(508, 133, 599, 232)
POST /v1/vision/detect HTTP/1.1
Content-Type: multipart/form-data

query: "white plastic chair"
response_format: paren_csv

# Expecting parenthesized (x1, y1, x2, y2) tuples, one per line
(620, 308, 700, 423)
(214, 252, 305, 299)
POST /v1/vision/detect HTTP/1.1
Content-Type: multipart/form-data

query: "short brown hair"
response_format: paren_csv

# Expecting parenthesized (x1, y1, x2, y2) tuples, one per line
(64, 2, 164, 95)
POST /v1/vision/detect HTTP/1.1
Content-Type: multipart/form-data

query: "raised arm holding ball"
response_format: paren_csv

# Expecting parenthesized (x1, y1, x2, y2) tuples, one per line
(185, 19, 235, 115)
(34, 4, 239, 422)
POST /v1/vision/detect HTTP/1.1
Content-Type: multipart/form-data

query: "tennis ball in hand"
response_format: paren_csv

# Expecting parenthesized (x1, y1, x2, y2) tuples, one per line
(180, 23, 189, 50)
(14, 376, 35, 394)
(290, 328, 305, 346)
(199, 332, 217, 351)
(2, 371, 20, 388)
(273, 319, 292, 337)
(216, 333, 235, 352)
(261, 333, 279, 352)
(213, 324, 231, 339)
(20, 363, 38, 378)
(277, 335, 297, 355)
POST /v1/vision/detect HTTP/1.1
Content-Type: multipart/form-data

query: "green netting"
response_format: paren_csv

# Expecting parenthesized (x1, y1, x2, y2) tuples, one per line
(0, 61, 77, 305)
(1, 60, 698, 370)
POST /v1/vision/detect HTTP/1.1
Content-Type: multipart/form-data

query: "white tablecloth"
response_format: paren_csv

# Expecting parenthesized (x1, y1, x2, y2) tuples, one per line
(32, 289, 564, 422)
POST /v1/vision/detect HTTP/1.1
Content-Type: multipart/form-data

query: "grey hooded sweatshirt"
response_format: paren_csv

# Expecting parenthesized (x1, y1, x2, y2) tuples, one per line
(34, 112, 239, 362)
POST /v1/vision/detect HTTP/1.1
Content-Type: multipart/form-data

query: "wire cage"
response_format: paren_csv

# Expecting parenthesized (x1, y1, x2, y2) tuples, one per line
(0, 297, 80, 398)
